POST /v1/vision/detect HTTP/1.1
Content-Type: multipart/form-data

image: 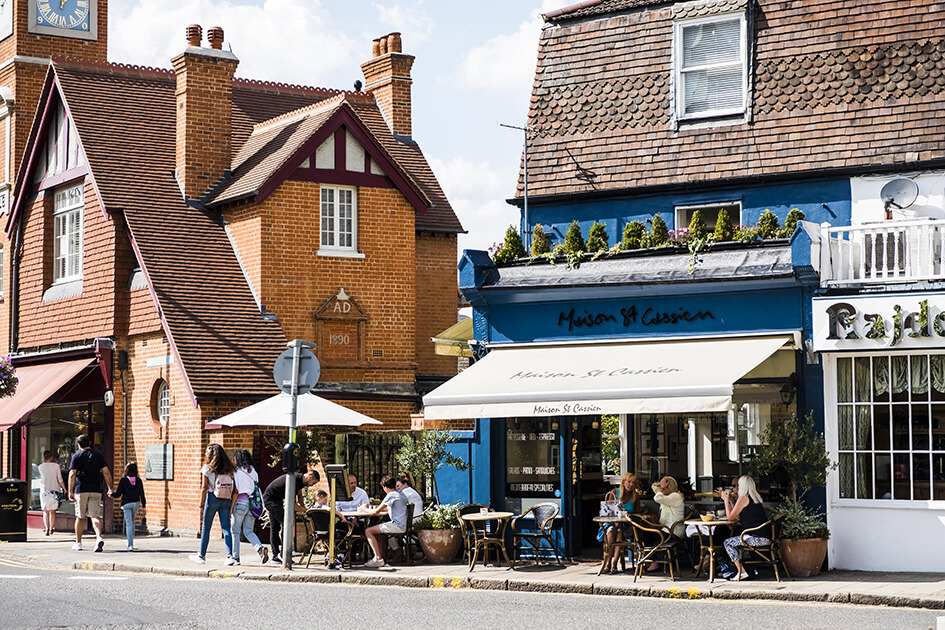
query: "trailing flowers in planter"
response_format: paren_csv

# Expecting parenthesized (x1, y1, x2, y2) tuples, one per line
(0, 355, 17, 399)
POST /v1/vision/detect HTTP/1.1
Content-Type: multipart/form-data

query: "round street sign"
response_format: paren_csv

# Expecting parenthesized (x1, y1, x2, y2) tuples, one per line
(273, 347, 320, 394)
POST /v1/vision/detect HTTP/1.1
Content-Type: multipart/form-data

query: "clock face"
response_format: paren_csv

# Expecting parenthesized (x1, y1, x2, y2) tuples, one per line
(28, 0, 97, 40)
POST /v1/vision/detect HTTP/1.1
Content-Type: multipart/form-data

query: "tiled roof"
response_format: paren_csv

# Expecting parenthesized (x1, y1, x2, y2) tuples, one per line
(543, 0, 665, 22)
(521, 0, 945, 199)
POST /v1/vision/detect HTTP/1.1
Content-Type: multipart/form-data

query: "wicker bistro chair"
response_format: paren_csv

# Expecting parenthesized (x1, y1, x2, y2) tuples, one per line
(302, 509, 356, 568)
(511, 502, 562, 566)
(457, 503, 490, 562)
(736, 512, 790, 582)
(597, 522, 637, 575)
(628, 514, 682, 582)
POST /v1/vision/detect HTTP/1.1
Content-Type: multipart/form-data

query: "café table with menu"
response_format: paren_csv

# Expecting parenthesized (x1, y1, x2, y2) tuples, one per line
(684, 516, 734, 582)
(461, 510, 515, 571)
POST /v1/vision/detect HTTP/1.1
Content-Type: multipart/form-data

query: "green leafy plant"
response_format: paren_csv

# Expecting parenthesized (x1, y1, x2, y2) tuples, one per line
(492, 226, 526, 264)
(396, 427, 469, 504)
(414, 501, 462, 530)
(0, 356, 17, 398)
(756, 209, 780, 239)
(621, 221, 647, 250)
(755, 411, 837, 539)
(687, 234, 712, 276)
(713, 208, 735, 242)
(779, 208, 805, 238)
(563, 220, 586, 253)
(774, 500, 829, 540)
(264, 427, 323, 472)
(586, 221, 609, 252)
(735, 225, 759, 242)
(649, 215, 669, 247)
(688, 210, 708, 241)
(530, 224, 551, 256)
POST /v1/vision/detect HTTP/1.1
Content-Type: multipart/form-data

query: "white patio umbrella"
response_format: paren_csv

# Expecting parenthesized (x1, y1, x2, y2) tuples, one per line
(214, 392, 382, 428)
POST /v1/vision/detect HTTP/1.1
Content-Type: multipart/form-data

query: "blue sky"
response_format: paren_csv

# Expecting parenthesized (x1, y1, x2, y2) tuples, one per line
(109, 0, 561, 256)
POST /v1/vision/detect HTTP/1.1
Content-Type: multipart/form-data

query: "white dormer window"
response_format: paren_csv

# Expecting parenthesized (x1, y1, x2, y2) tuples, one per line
(52, 183, 83, 282)
(674, 13, 747, 121)
(319, 185, 358, 255)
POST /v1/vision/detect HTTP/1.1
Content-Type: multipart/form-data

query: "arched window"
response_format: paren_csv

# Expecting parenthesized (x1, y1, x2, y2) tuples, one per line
(156, 380, 170, 427)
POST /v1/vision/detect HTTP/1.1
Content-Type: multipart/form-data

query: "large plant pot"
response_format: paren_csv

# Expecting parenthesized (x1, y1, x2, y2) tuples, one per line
(781, 537, 827, 578)
(418, 528, 463, 564)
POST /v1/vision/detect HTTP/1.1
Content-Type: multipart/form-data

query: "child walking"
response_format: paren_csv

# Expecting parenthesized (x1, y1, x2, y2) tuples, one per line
(38, 450, 65, 535)
(111, 462, 146, 551)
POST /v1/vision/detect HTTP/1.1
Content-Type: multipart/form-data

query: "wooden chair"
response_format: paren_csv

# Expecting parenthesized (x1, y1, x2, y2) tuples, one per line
(628, 515, 681, 581)
(597, 522, 636, 575)
(302, 509, 356, 568)
(457, 503, 489, 562)
(737, 512, 790, 582)
(387, 503, 418, 564)
(511, 502, 562, 566)
(669, 507, 696, 567)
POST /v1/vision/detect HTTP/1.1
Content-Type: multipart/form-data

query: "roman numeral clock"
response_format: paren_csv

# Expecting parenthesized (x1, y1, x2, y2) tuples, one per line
(28, 0, 97, 40)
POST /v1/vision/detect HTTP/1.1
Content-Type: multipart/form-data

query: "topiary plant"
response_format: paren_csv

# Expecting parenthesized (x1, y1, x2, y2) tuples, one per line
(621, 221, 647, 250)
(780, 208, 805, 238)
(757, 209, 780, 239)
(563, 220, 586, 253)
(649, 214, 669, 247)
(586, 221, 609, 252)
(713, 207, 735, 242)
(688, 210, 708, 241)
(530, 224, 551, 256)
(492, 225, 526, 263)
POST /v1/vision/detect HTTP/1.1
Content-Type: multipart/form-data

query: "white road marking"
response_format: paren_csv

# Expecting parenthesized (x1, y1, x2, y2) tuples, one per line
(68, 576, 128, 581)
(0, 575, 39, 579)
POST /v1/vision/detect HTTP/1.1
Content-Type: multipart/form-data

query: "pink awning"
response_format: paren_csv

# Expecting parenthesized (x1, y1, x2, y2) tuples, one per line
(0, 358, 97, 430)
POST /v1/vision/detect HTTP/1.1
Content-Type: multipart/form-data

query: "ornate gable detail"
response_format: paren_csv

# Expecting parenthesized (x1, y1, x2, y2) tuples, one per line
(313, 288, 369, 366)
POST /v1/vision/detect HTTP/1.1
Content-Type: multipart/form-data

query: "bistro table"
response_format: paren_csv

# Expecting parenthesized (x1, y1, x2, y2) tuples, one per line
(592, 515, 635, 574)
(461, 511, 515, 571)
(684, 518, 734, 582)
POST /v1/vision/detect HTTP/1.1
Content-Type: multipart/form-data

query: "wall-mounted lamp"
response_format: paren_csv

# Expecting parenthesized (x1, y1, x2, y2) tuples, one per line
(779, 373, 797, 406)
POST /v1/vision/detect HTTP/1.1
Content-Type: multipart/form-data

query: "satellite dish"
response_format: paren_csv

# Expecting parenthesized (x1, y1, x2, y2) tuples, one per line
(880, 178, 919, 210)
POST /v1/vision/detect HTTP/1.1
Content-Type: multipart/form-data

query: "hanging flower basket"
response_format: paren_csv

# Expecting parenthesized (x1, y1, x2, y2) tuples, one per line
(0, 356, 17, 399)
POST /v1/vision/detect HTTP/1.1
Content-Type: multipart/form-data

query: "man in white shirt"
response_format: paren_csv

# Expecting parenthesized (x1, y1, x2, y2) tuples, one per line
(362, 475, 408, 568)
(395, 476, 423, 523)
(335, 475, 370, 512)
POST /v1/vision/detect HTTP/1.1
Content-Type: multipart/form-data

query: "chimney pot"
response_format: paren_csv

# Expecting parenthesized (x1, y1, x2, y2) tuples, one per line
(387, 32, 402, 53)
(186, 24, 202, 47)
(207, 26, 224, 49)
(372, 38, 381, 58)
(378, 36, 388, 55)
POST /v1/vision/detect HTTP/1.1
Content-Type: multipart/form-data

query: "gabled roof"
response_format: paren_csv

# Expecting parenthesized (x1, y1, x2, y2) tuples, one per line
(521, 0, 945, 201)
(543, 0, 664, 22)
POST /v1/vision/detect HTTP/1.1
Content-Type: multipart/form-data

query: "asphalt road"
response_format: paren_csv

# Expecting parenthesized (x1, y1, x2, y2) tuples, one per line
(0, 560, 939, 630)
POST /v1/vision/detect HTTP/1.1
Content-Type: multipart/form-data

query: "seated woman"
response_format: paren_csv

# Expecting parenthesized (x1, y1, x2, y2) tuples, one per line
(646, 475, 686, 571)
(601, 472, 642, 573)
(718, 475, 771, 581)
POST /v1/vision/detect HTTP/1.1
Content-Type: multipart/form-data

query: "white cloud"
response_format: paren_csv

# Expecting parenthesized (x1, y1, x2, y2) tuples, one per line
(370, 2, 435, 44)
(429, 156, 521, 255)
(109, 0, 356, 85)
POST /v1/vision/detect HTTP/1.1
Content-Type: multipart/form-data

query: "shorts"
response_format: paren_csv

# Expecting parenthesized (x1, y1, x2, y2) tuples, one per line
(40, 491, 60, 511)
(76, 492, 103, 519)
(378, 521, 406, 535)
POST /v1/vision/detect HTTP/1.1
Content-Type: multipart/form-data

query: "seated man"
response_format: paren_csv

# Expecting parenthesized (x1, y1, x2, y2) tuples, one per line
(396, 475, 423, 524)
(361, 475, 408, 568)
(335, 474, 370, 512)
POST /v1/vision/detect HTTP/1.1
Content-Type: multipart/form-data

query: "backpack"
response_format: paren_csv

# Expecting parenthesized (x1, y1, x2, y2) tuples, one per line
(249, 481, 264, 519)
(213, 472, 234, 499)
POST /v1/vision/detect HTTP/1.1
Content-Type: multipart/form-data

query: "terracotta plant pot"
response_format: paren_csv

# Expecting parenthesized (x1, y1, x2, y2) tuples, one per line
(418, 528, 463, 564)
(781, 537, 828, 578)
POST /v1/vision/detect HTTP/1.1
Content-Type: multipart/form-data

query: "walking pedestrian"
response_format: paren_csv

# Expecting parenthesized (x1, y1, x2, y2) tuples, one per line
(68, 434, 112, 552)
(110, 462, 146, 551)
(262, 469, 319, 564)
(231, 449, 269, 565)
(189, 444, 235, 565)
(38, 450, 65, 536)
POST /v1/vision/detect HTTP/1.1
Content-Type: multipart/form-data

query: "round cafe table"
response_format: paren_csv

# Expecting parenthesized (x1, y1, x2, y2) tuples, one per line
(684, 518, 734, 582)
(593, 515, 634, 574)
(461, 511, 515, 571)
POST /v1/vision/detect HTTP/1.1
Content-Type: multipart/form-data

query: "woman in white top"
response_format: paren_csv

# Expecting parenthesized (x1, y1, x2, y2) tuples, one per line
(231, 449, 269, 565)
(38, 450, 65, 535)
(647, 475, 686, 571)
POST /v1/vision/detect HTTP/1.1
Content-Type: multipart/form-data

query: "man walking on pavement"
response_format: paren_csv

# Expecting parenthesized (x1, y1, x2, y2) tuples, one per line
(262, 469, 319, 564)
(68, 434, 113, 552)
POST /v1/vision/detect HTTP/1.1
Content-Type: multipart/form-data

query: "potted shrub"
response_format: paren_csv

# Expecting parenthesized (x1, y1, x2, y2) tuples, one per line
(755, 411, 837, 577)
(414, 502, 464, 563)
(395, 425, 468, 504)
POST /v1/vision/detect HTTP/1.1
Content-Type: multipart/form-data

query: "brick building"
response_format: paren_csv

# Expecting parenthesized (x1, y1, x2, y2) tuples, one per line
(0, 3, 462, 537)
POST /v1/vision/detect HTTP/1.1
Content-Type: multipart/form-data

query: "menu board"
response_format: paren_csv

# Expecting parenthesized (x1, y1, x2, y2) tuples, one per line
(505, 418, 560, 497)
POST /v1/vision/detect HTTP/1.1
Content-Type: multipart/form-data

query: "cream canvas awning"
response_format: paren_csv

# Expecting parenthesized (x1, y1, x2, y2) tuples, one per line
(422, 336, 792, 420)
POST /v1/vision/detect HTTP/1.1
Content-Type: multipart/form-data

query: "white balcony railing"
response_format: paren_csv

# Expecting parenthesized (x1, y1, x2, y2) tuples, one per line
(819, 219, 945, 287)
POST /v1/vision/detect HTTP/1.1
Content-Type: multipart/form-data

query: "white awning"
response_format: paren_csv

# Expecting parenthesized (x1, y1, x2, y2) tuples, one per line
(422, 336, 792, 420)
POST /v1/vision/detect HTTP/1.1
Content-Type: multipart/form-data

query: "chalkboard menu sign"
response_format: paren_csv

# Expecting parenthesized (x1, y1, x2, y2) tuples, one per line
(505, 418, 560, 498)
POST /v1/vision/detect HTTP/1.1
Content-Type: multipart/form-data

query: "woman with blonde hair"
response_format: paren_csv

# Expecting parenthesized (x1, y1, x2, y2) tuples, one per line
(601, 472, 642, 573)
(645, 475, 686, 572)
(718, 475, 771, 581)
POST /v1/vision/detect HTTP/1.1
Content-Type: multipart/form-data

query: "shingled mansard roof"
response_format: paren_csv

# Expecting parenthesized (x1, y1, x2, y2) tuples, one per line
(11, 58, 461, 401)
(520, 0, 945, 200)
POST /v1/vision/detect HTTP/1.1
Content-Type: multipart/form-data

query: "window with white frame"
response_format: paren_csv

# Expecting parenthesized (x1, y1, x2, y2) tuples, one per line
(319, 185, 357, 252)
(156, 380, 170, 427)
(835, 354, 945, 501)
(52, 183, 83, 283)
(602, 414, 627, 480)
(675, 201, 741, 232)
(674, 13, 747, 120)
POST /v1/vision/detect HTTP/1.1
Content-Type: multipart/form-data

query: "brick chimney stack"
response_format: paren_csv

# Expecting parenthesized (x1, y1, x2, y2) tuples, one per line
(171, 24, 239, 200)
(360, 32, 414, 138)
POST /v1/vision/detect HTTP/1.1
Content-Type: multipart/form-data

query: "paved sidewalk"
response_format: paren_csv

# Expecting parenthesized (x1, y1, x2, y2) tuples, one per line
(2, 532, 944, 610)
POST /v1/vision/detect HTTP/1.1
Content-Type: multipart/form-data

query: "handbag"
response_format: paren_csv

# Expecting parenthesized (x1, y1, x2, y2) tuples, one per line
(249, 481, 264, 519)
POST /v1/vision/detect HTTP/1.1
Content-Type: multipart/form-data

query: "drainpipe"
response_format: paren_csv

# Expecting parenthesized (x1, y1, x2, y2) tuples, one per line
(9, 193, 23, 353)
(117, 350, 128, 464)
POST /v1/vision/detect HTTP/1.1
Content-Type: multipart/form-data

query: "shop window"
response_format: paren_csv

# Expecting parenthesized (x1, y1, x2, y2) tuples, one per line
(835, 354, 945, 501)
(506, 418, 560, 498)
(674, 13, 748, 121)
(601, 414, 626, 480)
(155, 380, 170, 427)
(319, 185, 360, 257)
